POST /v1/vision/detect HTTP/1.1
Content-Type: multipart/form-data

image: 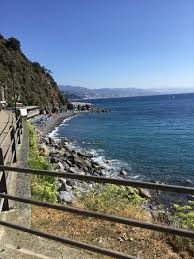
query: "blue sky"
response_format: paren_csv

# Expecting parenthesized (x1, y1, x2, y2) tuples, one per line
(1, 0, 194, 89)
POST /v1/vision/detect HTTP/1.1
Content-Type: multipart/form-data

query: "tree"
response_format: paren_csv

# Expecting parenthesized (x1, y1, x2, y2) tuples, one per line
(5, 37, 21, 51)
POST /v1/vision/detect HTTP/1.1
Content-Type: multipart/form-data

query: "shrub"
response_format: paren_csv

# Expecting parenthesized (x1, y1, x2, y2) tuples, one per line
(161, 203, 194, 255)
(77, 183, 150, 221)
(5, 37, 20, 51)
(28, 122, 57, 203)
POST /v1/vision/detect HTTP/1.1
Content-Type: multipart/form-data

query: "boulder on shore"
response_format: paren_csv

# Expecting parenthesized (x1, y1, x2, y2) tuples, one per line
(138, 188, 151, 198)
(58, 178, 72, 192)
(119, 169, 128, 177)
(70, 167, 85, 175)
(58, 191, 75, 203)
(56, 161, 65, 172)
(38, 144, 49, 156)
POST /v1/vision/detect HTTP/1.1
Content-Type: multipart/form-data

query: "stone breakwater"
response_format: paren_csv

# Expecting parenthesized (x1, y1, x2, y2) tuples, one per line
(39, 136, 151, 205)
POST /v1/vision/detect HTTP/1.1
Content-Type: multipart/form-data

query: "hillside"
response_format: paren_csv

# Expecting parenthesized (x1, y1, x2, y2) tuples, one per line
(59, 85, 158, 100)
(0, 34, 68, 112)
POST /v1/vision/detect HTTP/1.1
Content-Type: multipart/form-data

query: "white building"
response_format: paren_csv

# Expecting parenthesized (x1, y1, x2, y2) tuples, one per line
(18, 106, 40, 119)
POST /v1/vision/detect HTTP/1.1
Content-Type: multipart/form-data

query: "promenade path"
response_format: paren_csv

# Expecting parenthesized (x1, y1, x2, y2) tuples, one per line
(0, 110, 15, 160)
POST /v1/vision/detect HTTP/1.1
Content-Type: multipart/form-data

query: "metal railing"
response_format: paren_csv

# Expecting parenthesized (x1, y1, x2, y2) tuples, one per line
(0, 165, 193, 258)
(0, 115, 22, 211)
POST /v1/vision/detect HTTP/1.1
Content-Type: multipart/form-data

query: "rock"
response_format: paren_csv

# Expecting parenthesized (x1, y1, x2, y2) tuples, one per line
(83, 167, 89, 172)
(62, 161, 70, 170)
(44, 138, 50, 145)
(71, 150, 77, 156)
(73, 156, 83, 165)
(92, 161, 99, 167)
(97, 171, 105, 176)
(120, 169, 128, 177)
(99, 166, 106, 170)
(67, 155, 75, 162)
(38, 144, 49, 156)
(70, 167, 85, 175)
(61, 138, 69, 145)
(66, 179, 75, 186)
(58, 178, 72, 192)
(73, 156, 91, 168)
(50, 155, 61, 163)
(57, 162, 65, 172)
(54, 143, 61, 149)
(65, 159, 72, 166)
(63, 151, 71, 158)
(58, 191, 75, 203)
(48, 137, 56, 145)
(138, 188, 151, 198)
(77, 151, 84, 157)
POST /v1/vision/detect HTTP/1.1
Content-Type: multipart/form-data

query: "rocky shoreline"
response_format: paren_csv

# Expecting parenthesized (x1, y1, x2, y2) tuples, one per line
(33, 109, 191, 217)
(38, 134, 151, 205)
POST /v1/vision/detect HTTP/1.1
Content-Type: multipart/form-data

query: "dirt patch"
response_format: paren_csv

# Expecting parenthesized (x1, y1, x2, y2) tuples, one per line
(31, 205, 189, 259)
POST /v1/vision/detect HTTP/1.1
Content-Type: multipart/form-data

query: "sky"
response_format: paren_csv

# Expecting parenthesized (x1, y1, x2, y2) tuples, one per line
(0, 0, 194, 89)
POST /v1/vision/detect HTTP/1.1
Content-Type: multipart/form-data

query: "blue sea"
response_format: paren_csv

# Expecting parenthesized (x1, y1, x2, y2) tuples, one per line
(54, 93, 194, 187)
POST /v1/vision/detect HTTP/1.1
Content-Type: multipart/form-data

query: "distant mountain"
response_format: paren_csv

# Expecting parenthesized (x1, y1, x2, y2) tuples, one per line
(59, 85, 158, 100)
(150, 87, 194, 95)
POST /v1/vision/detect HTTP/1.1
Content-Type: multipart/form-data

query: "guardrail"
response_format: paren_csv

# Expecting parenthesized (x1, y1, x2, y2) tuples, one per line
(0, 165, 193, 258)
(0, 115, 22, 211)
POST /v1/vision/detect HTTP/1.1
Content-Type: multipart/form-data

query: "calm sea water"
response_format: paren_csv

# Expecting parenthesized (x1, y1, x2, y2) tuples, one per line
(55, 93, 194, 186)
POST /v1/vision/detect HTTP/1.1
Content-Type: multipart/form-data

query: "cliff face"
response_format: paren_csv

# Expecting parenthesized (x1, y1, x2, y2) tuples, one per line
(0, 34, 68, 112)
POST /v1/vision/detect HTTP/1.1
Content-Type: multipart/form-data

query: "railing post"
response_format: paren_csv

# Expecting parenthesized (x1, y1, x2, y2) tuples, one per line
(0, 148, 9, 211)
(10, 127, 17, 163)
(19, 116, 23, 135)
(17, 118, 21, 145)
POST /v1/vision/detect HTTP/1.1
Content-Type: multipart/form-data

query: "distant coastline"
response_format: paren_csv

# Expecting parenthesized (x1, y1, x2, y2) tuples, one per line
(59, 84, 194, 101)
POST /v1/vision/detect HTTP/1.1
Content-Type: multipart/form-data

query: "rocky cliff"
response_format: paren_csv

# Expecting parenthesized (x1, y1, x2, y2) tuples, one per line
(0, 34, 68, 112)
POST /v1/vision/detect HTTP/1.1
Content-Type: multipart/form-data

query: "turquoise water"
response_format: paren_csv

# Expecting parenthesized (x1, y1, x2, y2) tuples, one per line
(55, 93, 194, 186)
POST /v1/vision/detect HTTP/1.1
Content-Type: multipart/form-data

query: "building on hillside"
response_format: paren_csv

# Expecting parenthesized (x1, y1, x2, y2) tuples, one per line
(18, 106, 40, 119)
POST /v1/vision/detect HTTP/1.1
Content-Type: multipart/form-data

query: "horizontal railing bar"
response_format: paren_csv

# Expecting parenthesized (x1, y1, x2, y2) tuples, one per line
(1, 192, 194, 239)
(0, 166, 194, 195)
(0, 220, 135, 259)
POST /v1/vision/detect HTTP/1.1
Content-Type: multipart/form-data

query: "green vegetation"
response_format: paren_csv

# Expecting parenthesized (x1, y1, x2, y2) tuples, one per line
(173, 202, 194, 230)
(0, 34, 68, 111)
(78, 183, 149, 220)
(28, 122, 57, 203)
(158, 202, 194, 255)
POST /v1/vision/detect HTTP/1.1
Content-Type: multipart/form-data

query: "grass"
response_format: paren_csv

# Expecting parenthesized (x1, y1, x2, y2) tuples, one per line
(77, 183, 149, 220)
(28, 122, 57, 203)
(157, 203, 194, 257)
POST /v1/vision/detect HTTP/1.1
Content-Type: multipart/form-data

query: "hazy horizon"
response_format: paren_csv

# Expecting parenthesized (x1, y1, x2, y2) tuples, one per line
(1, 0, 194, 89)
(61, 84, 194, 93)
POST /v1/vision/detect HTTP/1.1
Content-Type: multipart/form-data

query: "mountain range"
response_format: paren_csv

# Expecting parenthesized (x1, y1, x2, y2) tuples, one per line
(59, 85, 158, 100)
(59, 85, 194, 100)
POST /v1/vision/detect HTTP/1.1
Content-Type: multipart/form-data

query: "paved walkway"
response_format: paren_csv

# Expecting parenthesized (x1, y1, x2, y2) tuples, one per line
(0, 110, 15, 159)
(0, 110, 9, 143)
